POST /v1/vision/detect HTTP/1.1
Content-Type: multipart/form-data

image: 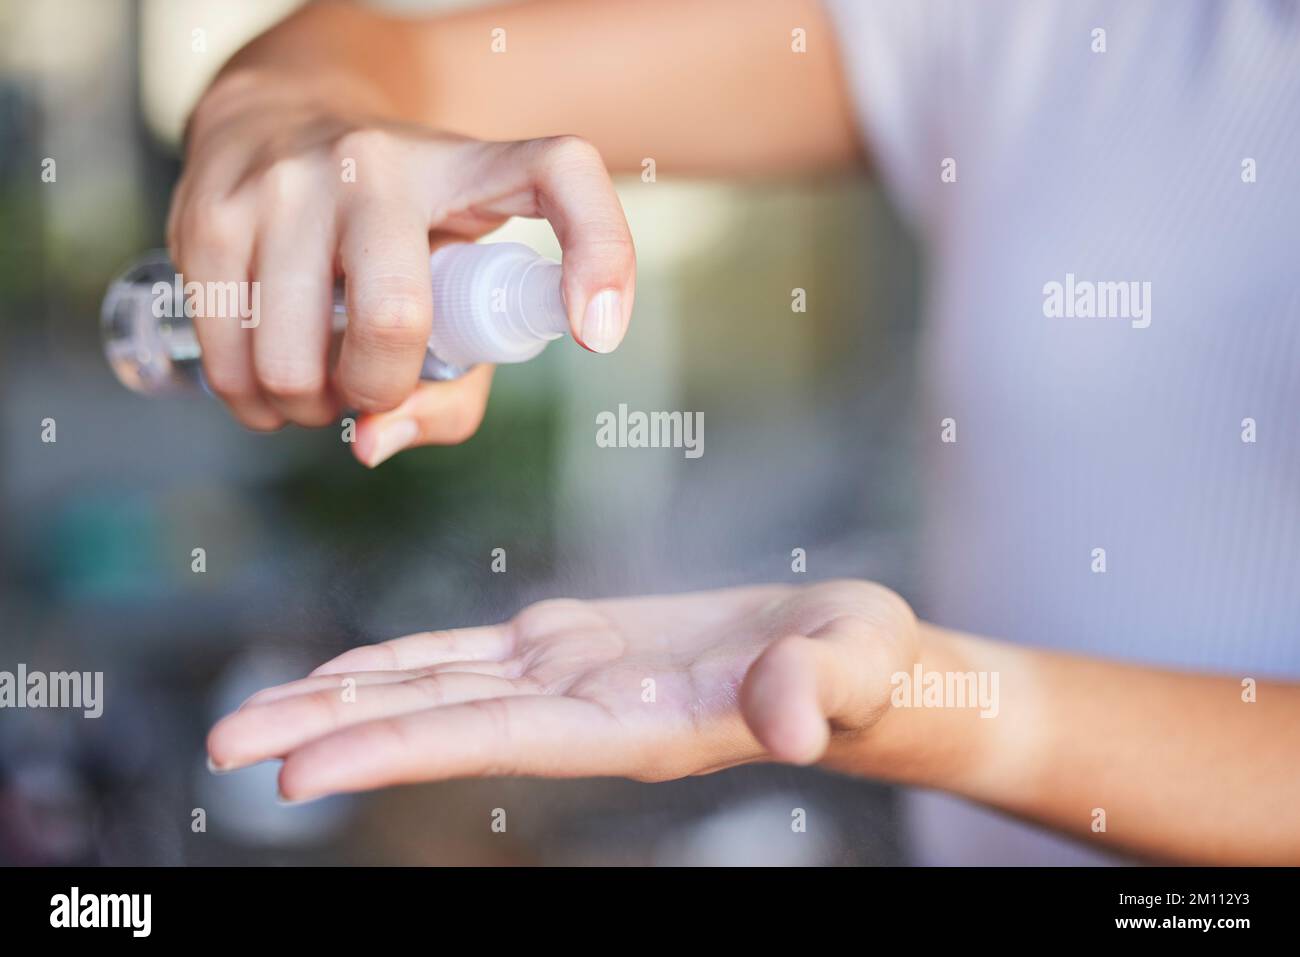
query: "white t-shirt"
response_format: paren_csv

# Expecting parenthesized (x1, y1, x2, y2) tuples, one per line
(823, 0, 1300, 864)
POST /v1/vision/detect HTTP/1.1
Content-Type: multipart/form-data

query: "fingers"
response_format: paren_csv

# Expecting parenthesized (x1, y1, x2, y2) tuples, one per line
(310, 623, 514, 675)
(526, 137, 636, 352)
(740, 616, 881, 766)
(250, 191, 340, 427)
(277, 696, 620, 801)
(334, 204, 434, 413)
(208, 672, 530, 772)
(421, 660, 520, 679)
(472, 137, 636, 354)
(239, 669, 432, 708)
(351, 365, 495, 467)
(169, 128, 631, 459)
(171, 192, 284, 430)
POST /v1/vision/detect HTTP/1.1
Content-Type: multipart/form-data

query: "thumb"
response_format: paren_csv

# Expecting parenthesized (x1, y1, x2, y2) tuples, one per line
(740, 617, 884, 766)
(352, 364, 495, 467)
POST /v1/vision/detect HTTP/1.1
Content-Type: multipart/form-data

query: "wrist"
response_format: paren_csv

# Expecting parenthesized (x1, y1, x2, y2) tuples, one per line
(822, 622, 1048, 806)
(197, 4, 411, 131)
(199, 64, 392, 122)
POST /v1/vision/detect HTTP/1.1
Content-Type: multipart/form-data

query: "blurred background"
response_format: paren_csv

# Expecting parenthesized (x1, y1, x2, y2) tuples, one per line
(0, 0, 923, 865)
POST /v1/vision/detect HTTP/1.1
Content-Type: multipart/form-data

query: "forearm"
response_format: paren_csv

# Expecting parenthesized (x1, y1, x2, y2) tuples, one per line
(204, 0, 860, 176)
(832, 622, 1300, 864)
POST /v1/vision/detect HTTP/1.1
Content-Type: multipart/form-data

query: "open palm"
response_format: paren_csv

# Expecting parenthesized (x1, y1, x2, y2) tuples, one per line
(207, 581, 916, 802)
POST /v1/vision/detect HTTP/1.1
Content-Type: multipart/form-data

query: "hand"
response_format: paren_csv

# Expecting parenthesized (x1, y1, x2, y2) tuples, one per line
(169, 71, 635, 465)
(207, 581, 918, 802)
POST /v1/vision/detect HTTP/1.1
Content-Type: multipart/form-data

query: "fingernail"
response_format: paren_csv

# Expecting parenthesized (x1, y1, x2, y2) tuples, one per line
(365, 418, 419, 467)
(580, 289, 625, 354)
(207, 756, 230, 775)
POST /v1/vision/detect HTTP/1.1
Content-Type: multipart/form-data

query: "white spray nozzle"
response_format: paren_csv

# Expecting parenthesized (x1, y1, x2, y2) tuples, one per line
(427, 242, 568, 367)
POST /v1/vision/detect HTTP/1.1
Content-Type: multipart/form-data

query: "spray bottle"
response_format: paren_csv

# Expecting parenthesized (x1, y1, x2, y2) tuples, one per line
(101, 242, 569, 395)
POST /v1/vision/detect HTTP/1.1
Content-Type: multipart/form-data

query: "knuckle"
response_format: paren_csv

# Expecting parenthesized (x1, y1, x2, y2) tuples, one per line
(256, 357, 326, 400)
(333, 127, 396, 163)
(184, 193, 243, 252)
(351, 288, 430, 342)
(575, 217, 634, 247)
(537, 133, 601, 169)
(240, 688, 275, 709)
(353, 278, 428, 330)
(581, 232, 636, 274)
(299, 691, 343, 731)
(259, 157, 316, 205)
(338, 381, 405, 414)
(408, 676, 446, 707)
(204, 368, 256, 404)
